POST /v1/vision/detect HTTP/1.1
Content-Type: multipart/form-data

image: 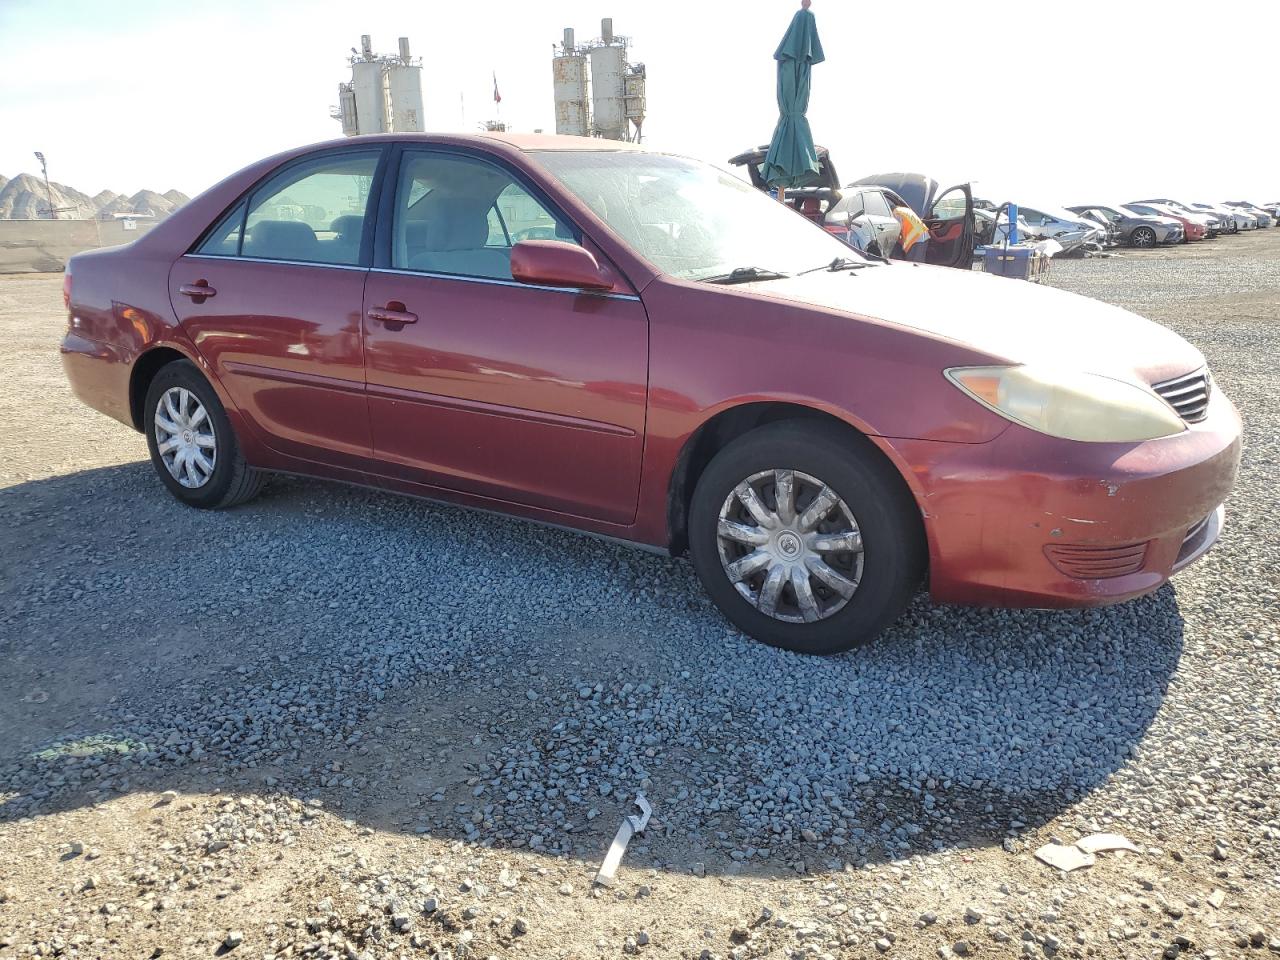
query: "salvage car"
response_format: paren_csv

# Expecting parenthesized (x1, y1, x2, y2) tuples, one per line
(60, 134, 1241, 654)
(849, 173, 975, 268)
(821, 185, 905, 257)
(1189, 202, 1251, 232)
(1066, 204, 1184, 247)
(1136, 199, 1224, 237)
(1222, 201, 1274, 227)
(1123, 202, 1207, 241)
(1012, 205, 1104, 255)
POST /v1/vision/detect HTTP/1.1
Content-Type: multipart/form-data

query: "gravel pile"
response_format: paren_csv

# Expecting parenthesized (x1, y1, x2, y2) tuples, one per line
(2, 232, 1279, 957)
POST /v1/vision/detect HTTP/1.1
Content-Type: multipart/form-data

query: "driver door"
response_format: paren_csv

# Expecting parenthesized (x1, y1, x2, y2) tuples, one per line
(924, 184, 974, 268)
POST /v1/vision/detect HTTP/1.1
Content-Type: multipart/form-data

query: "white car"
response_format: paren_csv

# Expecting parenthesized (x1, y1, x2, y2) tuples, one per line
(1191, 203, 1253, 232)
(1014, 204, 1106, 254)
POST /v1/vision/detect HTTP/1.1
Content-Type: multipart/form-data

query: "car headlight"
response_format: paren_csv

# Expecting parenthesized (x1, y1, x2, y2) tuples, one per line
(945, 365, 1186, 442)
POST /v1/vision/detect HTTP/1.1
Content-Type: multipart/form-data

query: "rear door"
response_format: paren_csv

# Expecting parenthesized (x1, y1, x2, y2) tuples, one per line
(862, 189, 901, 255)
(361, 147, 649, 525)
(171, 148, 384, 467)
(924, 183, 974, 268)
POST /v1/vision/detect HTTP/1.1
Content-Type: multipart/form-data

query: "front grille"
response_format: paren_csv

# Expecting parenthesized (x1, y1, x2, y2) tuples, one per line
(1044, 541, 1149, 579)
(1152, 368, 1211, 423)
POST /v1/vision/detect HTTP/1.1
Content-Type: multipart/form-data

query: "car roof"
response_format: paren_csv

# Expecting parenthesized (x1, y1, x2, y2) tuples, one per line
(307, 131, 647, 154)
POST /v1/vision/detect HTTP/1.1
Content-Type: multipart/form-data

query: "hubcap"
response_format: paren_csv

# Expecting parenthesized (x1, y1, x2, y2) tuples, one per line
(154, 386, 216, 488)
(716, 469, 864, 624)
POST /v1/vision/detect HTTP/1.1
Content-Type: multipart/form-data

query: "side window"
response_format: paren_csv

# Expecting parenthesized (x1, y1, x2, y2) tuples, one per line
(196, 202, 246, 256)
(393, 152, 576, 280)
(238, 151, 379, 266)
(1019, 206, 1046, 223)
(863, 191, 892, 217)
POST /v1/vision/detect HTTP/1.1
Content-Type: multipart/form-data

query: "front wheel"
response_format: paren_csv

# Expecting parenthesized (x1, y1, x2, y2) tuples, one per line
(144, 360, 265, 509)
(688, 421, 925, 654)
(1130, 226, 1157, 248)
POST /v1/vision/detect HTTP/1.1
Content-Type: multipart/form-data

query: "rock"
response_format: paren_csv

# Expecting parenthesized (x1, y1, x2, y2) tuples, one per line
(1249, 928, 1265, 948)
(1034, 843, 1095, 872)
(953, 941, 973, 956)
(223, 930, 243, 949)
(1211, 843, 1229, 861)
(157, 790, 178, 806)
(1076, 832, 1140, 854)
(729, 927, 749, 944)
(801, 828, 818, 843)
(637, 930, 650, 946)
(558, 883, 574, 896)
(79, 875, 99, 892)
(964, 906, 983, 923)
(392, 913, 412, 931)
(919, 912, 937, 926)
(1207, 890, 1225, 909)
(423, 897, 439, 913)
(513, 918, 529, 936)
(875, 938, 892, 954)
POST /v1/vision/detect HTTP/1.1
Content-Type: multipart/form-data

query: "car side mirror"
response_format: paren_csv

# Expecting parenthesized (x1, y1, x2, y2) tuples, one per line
(510, 240, 614, 291)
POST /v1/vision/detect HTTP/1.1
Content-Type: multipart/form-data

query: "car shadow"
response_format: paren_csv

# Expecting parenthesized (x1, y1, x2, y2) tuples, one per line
(1, 463, 1186, 880)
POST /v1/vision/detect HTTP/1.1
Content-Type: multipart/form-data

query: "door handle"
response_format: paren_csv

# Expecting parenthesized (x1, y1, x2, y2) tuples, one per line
(179, 280, 216, 300)
(368, 302, 418, 325)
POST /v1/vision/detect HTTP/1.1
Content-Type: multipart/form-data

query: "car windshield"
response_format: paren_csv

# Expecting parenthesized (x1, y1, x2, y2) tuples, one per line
(530, 150, 868, 281)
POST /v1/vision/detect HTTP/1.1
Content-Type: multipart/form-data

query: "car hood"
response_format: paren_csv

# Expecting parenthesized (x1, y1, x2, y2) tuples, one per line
(736, 263, 1203, 385)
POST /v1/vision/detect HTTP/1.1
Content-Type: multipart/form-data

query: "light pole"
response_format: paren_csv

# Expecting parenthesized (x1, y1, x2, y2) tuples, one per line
(34, 151, 55, 219)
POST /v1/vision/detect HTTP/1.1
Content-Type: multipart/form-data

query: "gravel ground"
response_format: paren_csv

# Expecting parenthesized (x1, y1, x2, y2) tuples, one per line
(2, 231, 1278, 959)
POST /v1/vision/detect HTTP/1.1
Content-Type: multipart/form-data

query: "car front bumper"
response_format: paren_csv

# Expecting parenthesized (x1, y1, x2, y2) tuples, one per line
(880, 384, 1242, 609)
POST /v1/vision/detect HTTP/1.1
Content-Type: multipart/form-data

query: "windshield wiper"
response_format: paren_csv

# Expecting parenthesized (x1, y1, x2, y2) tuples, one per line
(698, 266, 790, 285)
(798, 256, 876, 275)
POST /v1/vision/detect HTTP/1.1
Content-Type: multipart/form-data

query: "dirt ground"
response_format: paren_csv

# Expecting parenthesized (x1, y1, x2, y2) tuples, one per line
(2, 232, 1278, 960)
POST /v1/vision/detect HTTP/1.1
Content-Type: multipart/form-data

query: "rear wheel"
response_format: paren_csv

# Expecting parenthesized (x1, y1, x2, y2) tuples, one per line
(1130, 226, 1157, 248)
(143, 360, 265, 509)
(688, 421, 925, 654)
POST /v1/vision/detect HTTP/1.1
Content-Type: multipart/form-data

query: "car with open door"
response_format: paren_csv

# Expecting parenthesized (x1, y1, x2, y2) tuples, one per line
(849, 172, 975, 268)
(820, 185, 906, 257)
(60, 133, 1240, 655)
(727, 144, 841, 225)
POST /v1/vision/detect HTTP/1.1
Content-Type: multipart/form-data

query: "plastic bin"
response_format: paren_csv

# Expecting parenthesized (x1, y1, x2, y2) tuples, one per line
(981, 245, 1050, 282)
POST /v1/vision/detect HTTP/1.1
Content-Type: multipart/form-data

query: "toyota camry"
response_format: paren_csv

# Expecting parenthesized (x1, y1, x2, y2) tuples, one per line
(60, 133, 1241, 654)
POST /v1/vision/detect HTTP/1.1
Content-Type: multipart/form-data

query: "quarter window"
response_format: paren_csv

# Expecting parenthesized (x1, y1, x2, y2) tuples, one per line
(392, 152, 576, 280)
(203, 151, 380, 265)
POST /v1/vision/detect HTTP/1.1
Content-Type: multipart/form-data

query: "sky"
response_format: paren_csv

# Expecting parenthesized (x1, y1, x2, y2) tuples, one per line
(2, 0, 1277, 206)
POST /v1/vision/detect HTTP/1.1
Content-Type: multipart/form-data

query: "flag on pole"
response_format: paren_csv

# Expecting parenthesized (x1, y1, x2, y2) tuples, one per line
(493, 72, 502, 104)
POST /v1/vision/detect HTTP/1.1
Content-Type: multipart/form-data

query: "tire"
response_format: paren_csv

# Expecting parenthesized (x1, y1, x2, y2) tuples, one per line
(143, 360, 265, 509)
(1130, 226, 1157, 248)
(688, 420, 925, 654)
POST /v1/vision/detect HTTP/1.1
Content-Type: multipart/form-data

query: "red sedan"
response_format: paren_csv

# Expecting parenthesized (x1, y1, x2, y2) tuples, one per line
(60, 134, 1240, 654)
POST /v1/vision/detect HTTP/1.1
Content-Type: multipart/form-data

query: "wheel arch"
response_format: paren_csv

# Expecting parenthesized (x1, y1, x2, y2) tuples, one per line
(664, 401, 922, 557)
(128, 346, 194, 431)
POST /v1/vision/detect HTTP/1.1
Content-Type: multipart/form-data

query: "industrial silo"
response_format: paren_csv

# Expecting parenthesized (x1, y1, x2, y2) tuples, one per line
(588, 20, 628, 141)
(386, 37, 424, 132)
(351, 38, 389, 135)
(552, 28, 590, 137)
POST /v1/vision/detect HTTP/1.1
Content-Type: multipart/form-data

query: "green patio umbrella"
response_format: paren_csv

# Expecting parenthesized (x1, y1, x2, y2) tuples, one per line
(762, 1, 825, 192)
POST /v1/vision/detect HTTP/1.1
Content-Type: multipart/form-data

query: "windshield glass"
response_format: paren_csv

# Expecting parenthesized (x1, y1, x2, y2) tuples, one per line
(530, 150, 867, 281)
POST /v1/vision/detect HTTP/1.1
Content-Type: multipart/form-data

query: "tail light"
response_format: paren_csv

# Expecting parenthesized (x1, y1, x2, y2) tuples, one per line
(62, 271, 72, 310)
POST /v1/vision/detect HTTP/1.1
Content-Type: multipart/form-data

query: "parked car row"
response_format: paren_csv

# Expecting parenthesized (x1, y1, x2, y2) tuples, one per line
(728, 145, 1275, 265)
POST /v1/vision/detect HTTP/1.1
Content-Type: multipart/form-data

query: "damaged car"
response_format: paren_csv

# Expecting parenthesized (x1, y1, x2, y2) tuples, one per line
(849, 173, 975, 269)
(60, 133, 1241, 654)
(1066, 204, 1184, 247)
